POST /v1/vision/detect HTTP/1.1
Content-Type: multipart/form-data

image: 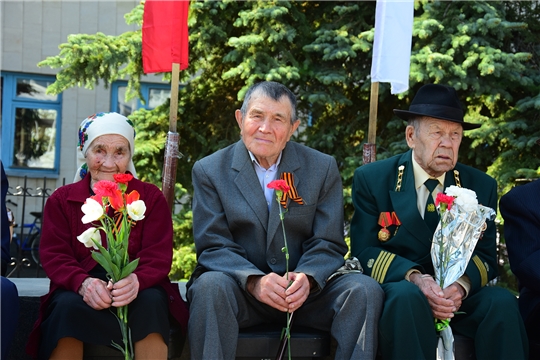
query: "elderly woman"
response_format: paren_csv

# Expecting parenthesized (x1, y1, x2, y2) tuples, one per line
(26, 112, 188, 359)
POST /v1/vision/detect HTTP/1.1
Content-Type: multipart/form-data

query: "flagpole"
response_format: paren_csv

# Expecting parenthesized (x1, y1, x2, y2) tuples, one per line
(363, 81, 379, 165)
(162, 62, 181, 212)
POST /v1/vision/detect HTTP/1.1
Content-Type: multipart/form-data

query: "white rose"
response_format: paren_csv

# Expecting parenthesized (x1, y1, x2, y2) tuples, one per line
(77, 227, 100, 249)
(81, 198, 104, 224)
(127, 200, 146, 221)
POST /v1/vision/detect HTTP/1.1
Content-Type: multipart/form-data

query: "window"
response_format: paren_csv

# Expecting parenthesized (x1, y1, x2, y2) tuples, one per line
(111, 82, 172, 116)
(1, 72, 62, 177)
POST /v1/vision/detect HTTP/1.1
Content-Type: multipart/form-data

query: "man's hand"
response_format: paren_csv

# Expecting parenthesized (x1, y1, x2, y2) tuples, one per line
(78, 277, 113, 310)
(247, 273, 289, 311)
(110, 273, 140, 307)
(442, 282, 465, 312)
(284, 272, 311, 311)
(409, 273, 455, 320)
(247, 272, 311, 312)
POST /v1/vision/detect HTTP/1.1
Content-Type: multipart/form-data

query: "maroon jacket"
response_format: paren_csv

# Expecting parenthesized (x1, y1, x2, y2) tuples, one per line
(26, 174, 188, 358)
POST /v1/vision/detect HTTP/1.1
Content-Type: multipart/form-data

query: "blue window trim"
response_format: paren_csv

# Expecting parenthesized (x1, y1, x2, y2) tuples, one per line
(1, 72, 63, 178)
(111, 81, 172, 113)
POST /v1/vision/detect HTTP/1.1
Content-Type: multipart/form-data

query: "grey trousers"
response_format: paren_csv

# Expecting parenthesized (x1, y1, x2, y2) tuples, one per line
(187, 271, 383, 360)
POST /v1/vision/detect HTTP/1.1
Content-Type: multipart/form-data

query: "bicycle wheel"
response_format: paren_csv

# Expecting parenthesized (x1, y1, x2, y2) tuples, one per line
(30, 233, 41, 267)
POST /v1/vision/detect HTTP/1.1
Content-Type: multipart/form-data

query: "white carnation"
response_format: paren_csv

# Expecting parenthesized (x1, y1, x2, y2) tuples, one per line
(445, 185, 478, 212)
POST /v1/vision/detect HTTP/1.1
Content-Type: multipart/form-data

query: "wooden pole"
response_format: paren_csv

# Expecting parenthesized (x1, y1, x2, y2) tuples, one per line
(363, 81, 379, 164)
(162, 63, 181, 212)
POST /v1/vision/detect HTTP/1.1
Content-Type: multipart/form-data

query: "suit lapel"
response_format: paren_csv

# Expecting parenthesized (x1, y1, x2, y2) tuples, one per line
(390, 151, 433, 248)
(232, 141, 269, 232)
(443, 169, 457, 189)
(267, 143, 301, 247)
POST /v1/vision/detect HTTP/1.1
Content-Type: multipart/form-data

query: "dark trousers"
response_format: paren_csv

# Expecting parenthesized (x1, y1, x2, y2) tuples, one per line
(525, 304, 540, 360)
(1, 277, 19, 359)
(379, 281, 528, 360)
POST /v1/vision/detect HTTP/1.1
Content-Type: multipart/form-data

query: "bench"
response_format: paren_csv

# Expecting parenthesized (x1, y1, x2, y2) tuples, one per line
(7, 278, 475, 360)
(236, 324, 331, 360)
(8, 278, 331, 360)
(7, 278, 188, 360)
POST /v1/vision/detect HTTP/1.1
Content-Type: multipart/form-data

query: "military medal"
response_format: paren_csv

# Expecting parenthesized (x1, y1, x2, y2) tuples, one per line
(378, 212, 392, 241)
(378, 212, 402, 241)
(378, 228, 390, 241)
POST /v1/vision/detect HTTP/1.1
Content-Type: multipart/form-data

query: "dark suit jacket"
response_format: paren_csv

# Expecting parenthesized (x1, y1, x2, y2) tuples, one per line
(189, 140, 348, 292)
(500, 179, 540, 322)
(350, 150, 499, 293)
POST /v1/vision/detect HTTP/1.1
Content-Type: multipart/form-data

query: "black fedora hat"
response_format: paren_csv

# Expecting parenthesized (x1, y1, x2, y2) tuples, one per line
(393, 84, 481, 130)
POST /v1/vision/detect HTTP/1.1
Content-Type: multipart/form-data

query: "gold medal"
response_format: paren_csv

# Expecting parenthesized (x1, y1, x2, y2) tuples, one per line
(378, 228, 390, 241)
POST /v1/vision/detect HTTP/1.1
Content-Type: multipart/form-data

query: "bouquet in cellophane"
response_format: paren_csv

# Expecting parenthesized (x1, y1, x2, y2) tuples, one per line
(431, 186, 495, 360)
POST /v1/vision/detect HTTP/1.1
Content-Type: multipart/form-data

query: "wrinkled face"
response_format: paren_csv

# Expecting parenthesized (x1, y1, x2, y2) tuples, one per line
(406, 118, 463, 178)
(86, 134, 131, 187)
(236, 93, 300, 169)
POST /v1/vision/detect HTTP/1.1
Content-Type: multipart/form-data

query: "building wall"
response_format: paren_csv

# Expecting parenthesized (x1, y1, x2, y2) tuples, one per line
(1, 0, 141, 219)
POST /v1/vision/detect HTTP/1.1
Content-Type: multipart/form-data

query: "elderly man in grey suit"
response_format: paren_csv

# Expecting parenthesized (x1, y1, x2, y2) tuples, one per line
(187, 81, 383, 359)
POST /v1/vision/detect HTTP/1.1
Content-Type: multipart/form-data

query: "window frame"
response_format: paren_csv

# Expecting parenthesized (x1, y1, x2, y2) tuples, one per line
(1, 72, 63, 178)
(111, 81, 172, 115)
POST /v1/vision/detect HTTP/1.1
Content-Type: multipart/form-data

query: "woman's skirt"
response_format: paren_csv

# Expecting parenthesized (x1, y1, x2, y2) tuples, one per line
(38, 268, 169, 359)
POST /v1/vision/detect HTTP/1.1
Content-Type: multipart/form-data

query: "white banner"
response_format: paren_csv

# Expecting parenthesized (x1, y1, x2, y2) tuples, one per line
(370, 0, 415, 94)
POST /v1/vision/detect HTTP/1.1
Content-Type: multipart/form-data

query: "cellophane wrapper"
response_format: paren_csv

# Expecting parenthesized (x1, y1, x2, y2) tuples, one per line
(431, 202, 495, 360)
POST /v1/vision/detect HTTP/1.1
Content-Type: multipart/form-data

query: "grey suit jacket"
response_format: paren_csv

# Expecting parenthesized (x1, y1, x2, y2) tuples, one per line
(189, 140, 348, 292)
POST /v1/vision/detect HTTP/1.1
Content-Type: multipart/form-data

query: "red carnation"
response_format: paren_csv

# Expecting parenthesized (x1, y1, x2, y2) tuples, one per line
(435, 193, 455, 211)
(93, 180, 119, 198)
(113, 173, 133, 185)
(267, 180, 290, 194)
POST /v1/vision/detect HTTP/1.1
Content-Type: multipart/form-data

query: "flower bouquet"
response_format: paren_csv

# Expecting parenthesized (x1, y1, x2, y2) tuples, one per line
(77, 173, 145, 360)
(430, 185, 495, 360)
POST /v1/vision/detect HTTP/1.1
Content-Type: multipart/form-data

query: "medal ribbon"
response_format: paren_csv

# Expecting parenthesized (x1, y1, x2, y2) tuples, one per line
(378, 212, 401, 228)
(378, 212, 393, 228)
(279, 172, 304, 209)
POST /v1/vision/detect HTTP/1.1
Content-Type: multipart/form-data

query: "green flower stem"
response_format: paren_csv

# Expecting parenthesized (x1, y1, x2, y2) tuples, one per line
(275, 190, 292, 360)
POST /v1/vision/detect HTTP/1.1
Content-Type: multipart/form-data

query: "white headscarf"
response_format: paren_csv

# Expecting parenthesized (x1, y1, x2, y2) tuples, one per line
(73, 112, 138, 183)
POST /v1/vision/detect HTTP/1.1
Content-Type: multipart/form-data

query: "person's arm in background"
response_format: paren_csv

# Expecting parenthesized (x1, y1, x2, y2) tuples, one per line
(500, 184, 540, 293)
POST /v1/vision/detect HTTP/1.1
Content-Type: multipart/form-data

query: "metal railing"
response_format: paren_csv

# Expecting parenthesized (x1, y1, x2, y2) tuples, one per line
(6, 176, 63, 278)
(5, 176, 191, 278)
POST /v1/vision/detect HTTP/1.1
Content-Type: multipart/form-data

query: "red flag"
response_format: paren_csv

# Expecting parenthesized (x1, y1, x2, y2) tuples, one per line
(142, 0, 189, 74)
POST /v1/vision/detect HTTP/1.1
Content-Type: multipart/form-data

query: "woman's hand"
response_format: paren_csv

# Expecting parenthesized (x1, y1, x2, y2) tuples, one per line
(78, 277, 113, 310)
(110, 273, 139, 307)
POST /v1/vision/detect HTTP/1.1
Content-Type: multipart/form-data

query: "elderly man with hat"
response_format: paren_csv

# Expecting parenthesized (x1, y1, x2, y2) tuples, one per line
(350, 84, 528, 359)
(500, 140, 540, 359)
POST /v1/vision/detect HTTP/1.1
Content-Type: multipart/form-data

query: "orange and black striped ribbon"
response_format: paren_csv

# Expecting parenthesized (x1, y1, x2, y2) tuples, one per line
(279, 172, 304, 209)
